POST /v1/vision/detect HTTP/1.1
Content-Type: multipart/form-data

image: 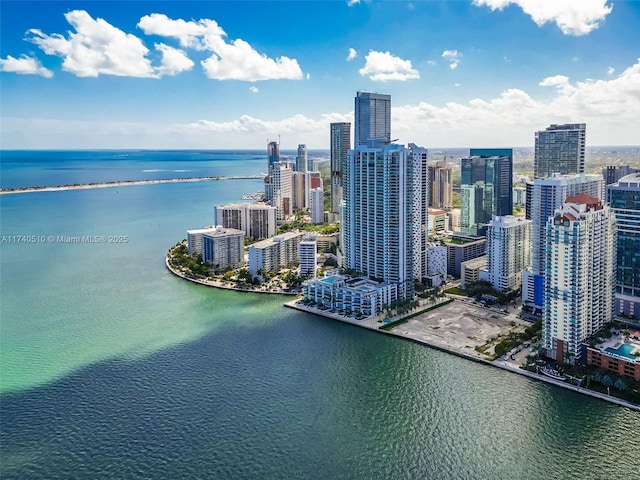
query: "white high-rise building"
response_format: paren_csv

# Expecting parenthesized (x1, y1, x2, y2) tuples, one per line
(202, 226, 245, 271)
(214, 203, 276, 240)
(523, 173, 604, 310)
(299, 238, 317, 277)
(484, 215, 531, 292)
(271, 162, 294, 223)
(543, 194, 616, 363)
(310, 187, 324, 224)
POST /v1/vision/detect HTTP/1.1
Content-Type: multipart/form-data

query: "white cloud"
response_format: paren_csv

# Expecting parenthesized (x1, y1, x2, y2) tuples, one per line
(346, 48, 358, 62)
(347, 0, 361, 5)
(473, 0, 613, 36)
(138, 13, 304, 81)
(0, 55, 53, 78)
(427, 60, 438, 66)
(28, 10, 157, 78)
(249, 86, 259, 93)
(607, 66, 615, 76)
(155, 43, 194, 76)
(358, 50, 420, 82)
(442, 50, 462, 69)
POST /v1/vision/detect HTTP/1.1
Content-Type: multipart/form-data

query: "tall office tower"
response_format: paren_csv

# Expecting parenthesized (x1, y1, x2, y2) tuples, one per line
(484, 215, 531, 292)
(330, 122, 351, 215)
(267, 140, 280, 172)
(296, 144, 308, 172)
(543, 194, 615, 363)
(607, 173, 640, 318)
(310, 187, 324, 224)
(354, 91, 391, 146)
(602, 165, 638, 185)
(271, 162, 293, 223)
(460, 149, 512, 236)
(429, 161, 453, 209)
(534, 123, 586, 179)
(342, 142, 423, 301)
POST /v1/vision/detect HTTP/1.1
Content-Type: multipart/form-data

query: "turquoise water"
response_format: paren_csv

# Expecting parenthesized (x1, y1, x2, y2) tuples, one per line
(605, 343, 638, 360)
(1, 152, 639, 479)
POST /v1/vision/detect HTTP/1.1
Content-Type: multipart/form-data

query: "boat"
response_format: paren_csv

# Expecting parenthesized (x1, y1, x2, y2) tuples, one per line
(540, 365, 567, 381)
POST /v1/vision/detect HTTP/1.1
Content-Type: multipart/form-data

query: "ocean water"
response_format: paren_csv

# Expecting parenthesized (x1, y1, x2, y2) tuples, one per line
(1, 151, 638, 479)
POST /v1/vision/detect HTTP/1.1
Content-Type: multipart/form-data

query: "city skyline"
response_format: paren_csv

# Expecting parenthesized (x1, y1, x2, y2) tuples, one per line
(1, 1, 639, 149)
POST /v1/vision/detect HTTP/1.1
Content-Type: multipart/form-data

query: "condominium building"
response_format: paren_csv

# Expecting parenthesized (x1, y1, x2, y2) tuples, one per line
(248, 231, 304, 278)
(607, 173, 640, 318)
(214, 203, 277, 240)
(460, 149, 513, 236)
(534, 123, 586, 179)
(299, 238, 317, 277)
(543, 194, 616, 363)
(522, 173, 604, 310)
(292, 171, 308, 211)
(429, 161, 453, 209)
(354, 91, 391, 146)
(310, 187, 324, 224)
(187, 226, 217, 256)
(267, 140, 280, 173)
(484, 215, 531, 292)
(201, 226, 245, 271)
(426, 243, 448, 287)
(271, 161, 294, 223)
(330, 122, 351, 216)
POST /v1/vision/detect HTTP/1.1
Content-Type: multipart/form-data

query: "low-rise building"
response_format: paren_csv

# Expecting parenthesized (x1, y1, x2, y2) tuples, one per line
(460, 255, 487, 289)
(304, 273, 397, 318)
(444, 233, 486, 278)
(586, 329, 640, 382)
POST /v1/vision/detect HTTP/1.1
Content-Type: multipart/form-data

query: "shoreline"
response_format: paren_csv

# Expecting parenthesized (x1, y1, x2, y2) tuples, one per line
(285, 300, 640, 412)
(165, 255, 297, 296)
(0, 175, 265, 195)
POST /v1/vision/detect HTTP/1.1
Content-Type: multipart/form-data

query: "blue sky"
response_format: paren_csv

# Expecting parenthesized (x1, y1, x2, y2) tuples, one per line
(1, 0, 639, 149)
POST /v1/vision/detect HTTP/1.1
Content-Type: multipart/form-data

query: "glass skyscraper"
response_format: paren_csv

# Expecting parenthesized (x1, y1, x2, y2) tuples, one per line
(460, 149, 512, 236)
(534, 123, 586, 179)
(354, 91, 391, 147)
(607, 173, 640, 319)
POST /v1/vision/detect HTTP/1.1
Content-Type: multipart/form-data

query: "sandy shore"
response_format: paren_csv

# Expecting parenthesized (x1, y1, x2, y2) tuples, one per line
(0, 175, 264, 195)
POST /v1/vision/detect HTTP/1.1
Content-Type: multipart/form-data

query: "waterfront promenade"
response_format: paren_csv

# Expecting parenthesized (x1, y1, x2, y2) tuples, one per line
(0, 175, 265, 195)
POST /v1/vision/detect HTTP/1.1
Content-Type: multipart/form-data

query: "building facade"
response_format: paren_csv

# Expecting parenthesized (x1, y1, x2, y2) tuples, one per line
(296, 144, 308, 173)
(202, 227, 245, 271)
(214, 203, 277, 240)
(299, 238, 317, 277)
(271, 161, 294, 223)
(460, 150, 513, 236)
(444, 233, 486, 278)
(310, 187, 324, 224)
(187, 226, 217, 256)
(607, 173, 640, 318)
(542, 194, 616, 363)
(248, 231, 304, 278)
(429, 161, 453, 210)
(354, 91, 391, 146)
(534, 123, 586, 179)
(330, 122, 351, 216)
(484, 215, 531, 292)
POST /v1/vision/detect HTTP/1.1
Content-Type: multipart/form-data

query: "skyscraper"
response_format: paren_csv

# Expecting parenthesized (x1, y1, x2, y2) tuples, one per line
(330, 122, 351, 215)
(484, 215, 531, 292)
(296, 144, 308, 172)
(460, 149, 512, 236)
(543, 194, 615, 363)
(607, 173, 640, 318)
(522, 173, 604, 311)
(271, 161, 293, 223)
(534, 123, 586, 179)
(342, 143, 419, 300)
(429, 161, 453, 209)
(354, 91, 391, 146)
(267, 140, 280, 172)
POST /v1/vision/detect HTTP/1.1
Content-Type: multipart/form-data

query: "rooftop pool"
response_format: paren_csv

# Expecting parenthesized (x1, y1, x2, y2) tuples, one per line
(605, 343, 640, 361)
